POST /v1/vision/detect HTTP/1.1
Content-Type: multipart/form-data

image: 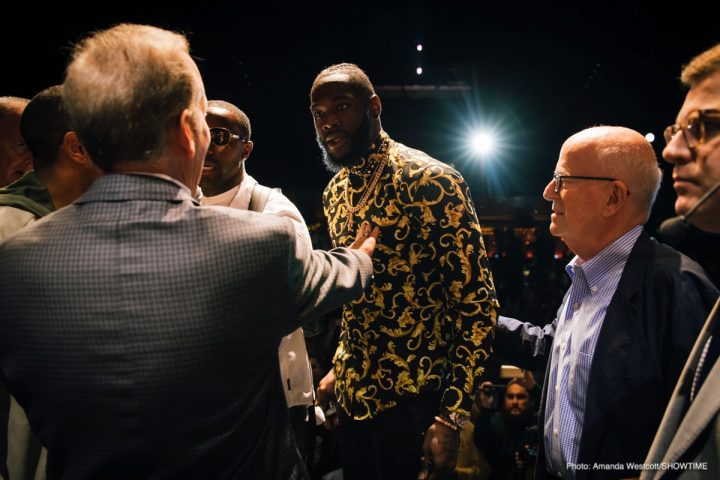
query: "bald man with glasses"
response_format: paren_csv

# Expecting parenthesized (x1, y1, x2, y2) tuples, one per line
(492, 126, 718, 479)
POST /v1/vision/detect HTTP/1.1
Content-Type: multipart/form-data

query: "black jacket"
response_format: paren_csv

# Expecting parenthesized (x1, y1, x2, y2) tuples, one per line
(494, 233, 718, 479)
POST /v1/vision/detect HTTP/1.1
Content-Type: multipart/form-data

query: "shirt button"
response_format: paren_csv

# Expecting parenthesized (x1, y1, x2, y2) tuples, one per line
(555, 385, 559, 392)
(553, 429, 559, 437)
(591, 286, 598, 293)
(573, 303, 580, 309)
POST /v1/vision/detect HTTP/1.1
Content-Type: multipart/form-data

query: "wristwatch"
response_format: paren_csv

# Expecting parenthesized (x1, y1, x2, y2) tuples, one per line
(443, 409, 470, 430)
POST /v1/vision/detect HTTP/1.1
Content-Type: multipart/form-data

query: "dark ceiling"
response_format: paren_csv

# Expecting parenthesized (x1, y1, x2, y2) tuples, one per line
(3, 1, 718, 228)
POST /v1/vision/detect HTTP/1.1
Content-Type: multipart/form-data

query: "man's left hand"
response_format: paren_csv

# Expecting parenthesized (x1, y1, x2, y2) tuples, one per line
(418, 421, 459, 479)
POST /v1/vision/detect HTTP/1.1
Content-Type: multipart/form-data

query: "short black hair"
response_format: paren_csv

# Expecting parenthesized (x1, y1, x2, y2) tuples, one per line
(312, 63, 375, 99)
(20, 85, 68, 171)
(207, 100, 251, 140)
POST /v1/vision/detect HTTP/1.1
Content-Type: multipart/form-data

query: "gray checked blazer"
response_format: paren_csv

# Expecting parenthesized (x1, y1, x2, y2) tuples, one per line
(0, 173, 373, 480)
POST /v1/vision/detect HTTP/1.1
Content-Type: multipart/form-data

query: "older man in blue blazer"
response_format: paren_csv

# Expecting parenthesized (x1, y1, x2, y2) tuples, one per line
(494, 126, 718, 479)
(0, 24, 377, 480)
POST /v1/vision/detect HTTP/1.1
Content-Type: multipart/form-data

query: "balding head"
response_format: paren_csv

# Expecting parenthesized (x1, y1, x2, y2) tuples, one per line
(562, 126, 661, 222)
(0, 96, 33, 186)
(0, 97, 29, 117)
(546, 126, 661, 260)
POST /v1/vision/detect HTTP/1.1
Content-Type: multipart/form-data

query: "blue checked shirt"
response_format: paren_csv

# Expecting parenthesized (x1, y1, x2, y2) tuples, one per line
(544, 225, 642, 478)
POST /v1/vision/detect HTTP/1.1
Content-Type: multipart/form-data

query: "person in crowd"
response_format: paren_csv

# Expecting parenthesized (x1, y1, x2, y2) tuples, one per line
(642, 43, 720, 479)
(0, 85, 100, 239)
(200, 99, 316, 462)
(493, 126, 718, 479)
(0, 84, 101, 480)
(310, 62, 499, 480)
(0, 96, 32, 187)
(0, 24, 377, 480)
(473, 379, 538, 480)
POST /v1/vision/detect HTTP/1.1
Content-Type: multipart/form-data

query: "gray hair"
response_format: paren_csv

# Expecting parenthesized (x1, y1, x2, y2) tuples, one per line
(63, 24, 202, 171)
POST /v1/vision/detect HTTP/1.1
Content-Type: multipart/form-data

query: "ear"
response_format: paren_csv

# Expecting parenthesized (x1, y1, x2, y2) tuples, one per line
(602, 180, 629, 217)
(369, 94, 382, 118)
(63, 131, 90, 165)
(241, 140, 254, 162)
(177, 108, 197, 159)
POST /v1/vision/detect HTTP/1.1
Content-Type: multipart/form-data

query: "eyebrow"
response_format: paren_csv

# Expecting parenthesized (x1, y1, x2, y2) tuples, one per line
(311, 93, 356, 109)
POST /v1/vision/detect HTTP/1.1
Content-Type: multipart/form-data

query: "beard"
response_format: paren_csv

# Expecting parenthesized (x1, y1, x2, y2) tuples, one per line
(501, 406, 533, 430)
(317, 112, 373, 173)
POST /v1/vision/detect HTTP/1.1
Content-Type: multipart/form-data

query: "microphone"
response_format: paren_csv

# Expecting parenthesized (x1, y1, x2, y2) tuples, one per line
(659, 182, 720, 245)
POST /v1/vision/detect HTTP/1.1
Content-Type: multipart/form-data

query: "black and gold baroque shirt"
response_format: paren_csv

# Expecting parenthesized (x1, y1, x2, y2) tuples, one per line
(323, 131, 499, 421)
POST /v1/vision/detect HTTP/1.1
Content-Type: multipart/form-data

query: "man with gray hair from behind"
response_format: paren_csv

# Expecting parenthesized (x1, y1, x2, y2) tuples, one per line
(0, 23, 377, 480)
(493, 126, 717, 479)
(643, 43, 720, 479)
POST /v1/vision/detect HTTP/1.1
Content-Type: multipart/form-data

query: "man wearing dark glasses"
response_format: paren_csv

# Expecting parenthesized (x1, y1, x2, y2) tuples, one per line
(643, 43, 720, 480)
(493, 126, 717, 479)
(200, 99, 317, 465)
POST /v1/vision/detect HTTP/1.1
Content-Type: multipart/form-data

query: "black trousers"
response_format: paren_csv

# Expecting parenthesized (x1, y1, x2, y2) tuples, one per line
(338, 392, 440, 480)
(289, 405, 315, 465)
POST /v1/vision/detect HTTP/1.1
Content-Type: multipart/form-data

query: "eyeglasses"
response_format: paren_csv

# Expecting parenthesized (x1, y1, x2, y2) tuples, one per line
(663, 109, 720, 149)
(552, 172, 619, 194)
(209, 127, 246, 149)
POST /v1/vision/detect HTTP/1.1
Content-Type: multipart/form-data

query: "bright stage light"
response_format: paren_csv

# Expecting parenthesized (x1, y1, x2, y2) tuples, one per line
(416, 44, 423, 52)
(469, 131, 495, 156)
(416, 67, 423, 75)
(645, 132, 655, 143)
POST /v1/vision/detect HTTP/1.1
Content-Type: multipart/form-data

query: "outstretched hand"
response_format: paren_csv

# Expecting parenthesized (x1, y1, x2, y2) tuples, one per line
(350, 221, 380, 257)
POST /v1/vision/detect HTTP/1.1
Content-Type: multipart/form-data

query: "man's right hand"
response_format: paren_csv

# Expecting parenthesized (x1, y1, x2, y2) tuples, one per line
(315, 368, 340, 429)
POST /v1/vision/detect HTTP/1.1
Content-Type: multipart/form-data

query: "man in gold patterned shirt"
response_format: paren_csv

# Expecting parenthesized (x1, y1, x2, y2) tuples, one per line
(311, 63, 499, 480)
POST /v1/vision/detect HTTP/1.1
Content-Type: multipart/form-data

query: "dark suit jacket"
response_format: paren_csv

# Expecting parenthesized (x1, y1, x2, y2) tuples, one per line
(0, 174, 373, 480)
(495, 232, 718, 479)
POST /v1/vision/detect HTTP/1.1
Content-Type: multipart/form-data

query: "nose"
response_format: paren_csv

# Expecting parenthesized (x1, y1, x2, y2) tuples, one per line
(321, 112, 340, 131)
(662, 132, 693, 166)
(22, 154, 33, 169)
(542, 178, 557, 201)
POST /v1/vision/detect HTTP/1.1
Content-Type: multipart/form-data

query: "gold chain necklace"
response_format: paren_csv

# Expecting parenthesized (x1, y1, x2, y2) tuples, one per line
(344, 156, 387, 229)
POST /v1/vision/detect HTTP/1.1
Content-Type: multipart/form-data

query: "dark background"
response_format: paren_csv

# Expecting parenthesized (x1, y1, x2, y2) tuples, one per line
(2, 0, 718, 228)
